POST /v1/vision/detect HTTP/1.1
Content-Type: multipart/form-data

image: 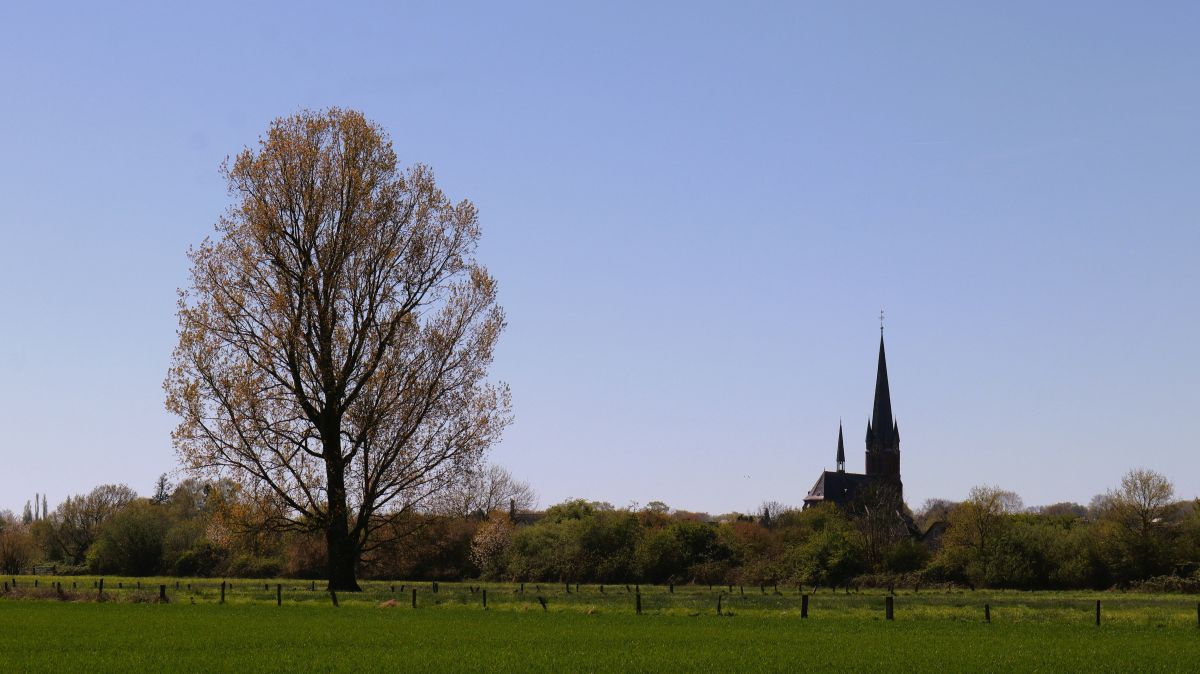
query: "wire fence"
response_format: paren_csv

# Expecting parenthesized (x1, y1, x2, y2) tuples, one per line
(2, 576, 1199, 627)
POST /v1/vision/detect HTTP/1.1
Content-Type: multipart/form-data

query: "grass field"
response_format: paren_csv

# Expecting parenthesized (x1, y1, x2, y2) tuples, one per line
(2, 578, 1199, 671)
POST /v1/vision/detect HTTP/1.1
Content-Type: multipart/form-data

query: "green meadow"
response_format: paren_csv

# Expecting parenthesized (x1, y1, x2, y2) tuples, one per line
(2, 579, 1199, 671)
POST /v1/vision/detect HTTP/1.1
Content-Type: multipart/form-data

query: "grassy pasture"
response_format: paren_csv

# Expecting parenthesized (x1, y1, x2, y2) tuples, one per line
(2, 578, 1199, 671)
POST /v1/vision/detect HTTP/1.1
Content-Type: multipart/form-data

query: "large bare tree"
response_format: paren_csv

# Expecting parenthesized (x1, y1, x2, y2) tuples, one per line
(427, 463, 537, 518)
(166, 108, 510, 590)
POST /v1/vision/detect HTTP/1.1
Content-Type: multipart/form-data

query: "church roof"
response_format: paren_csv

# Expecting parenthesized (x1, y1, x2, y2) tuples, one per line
(803, 470, 872, 506)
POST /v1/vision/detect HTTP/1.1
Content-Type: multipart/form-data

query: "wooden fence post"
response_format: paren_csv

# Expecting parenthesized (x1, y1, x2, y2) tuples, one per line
(412, 588, 417, 608)
(717, 593, 723, 616)
(220, 581, 226, 604)
(985, 604, 991, 623)
(886, 596, 894, 621)
(331, 590, 339, 607)
(277, 584, 282, 607)
(159, 585, 166, 602)
(483, 589, 487, 609)
(801, 594, 809, 618)
(636, 591, 642, 615)
(669, 583, 673, 594)
(1095, 600, 1101, 626)
(98, 578, 104, 595)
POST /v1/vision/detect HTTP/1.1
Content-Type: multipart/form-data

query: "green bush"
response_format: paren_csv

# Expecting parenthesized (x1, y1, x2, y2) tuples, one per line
(226, 555, 282, 579)
(172, 542, 226, 577)
(88, 501, 168, 576)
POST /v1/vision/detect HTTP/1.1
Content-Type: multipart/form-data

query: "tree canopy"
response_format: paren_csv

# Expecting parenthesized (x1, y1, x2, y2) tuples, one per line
(165, 108, 510, 590)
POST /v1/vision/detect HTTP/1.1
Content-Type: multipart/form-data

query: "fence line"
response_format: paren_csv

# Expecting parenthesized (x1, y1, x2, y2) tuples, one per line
(2, 578, 1198, 626)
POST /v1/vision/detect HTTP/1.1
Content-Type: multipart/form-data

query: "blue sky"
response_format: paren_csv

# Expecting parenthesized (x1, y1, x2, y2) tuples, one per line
(1, 1, 1197, 515)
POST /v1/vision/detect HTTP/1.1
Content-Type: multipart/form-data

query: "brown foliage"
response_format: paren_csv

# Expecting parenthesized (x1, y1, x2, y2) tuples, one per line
(165, 108, 510, 589)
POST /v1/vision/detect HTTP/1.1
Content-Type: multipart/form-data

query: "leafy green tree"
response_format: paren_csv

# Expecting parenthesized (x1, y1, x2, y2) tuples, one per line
(47, 484, 137, 565)
(1096, 469, 1176, 582)
(635, 527, 687, 583)
(937, 486, 1022, 587)
(644, 501, 670, 515)
(777, 504, 861, 586)
(89, 500, 169, 576)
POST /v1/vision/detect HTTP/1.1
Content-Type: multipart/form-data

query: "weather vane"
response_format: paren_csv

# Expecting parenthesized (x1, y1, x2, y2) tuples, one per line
(879, 309, 885, 335)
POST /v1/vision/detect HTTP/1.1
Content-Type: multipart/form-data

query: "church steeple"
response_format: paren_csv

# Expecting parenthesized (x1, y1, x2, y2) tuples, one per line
(835, 423, 845, 472)
(870, 334, 894, 447)
(865, 324, 901, 482)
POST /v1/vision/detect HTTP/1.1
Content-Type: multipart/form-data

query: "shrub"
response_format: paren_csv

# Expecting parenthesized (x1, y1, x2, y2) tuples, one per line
(1126, 574, 1200, 593)
(172, 542, 226, 577)
(89, 501, 168, 576)
(226, 554, 282, 579)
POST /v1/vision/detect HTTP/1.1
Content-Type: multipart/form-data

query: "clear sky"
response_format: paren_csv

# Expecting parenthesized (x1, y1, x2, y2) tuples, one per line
(1, 1, 1197, 516)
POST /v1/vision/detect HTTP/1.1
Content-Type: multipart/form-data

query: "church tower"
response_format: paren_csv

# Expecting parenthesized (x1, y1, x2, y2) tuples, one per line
(864, 332, 902, 495)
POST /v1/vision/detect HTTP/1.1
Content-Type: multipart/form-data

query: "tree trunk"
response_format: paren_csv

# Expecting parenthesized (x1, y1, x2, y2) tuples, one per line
(324, 438, 362, 592)
(326, 522, 361, 592)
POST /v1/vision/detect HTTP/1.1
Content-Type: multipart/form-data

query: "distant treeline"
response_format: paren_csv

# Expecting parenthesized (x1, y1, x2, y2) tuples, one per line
(1, 468, 1197, 592)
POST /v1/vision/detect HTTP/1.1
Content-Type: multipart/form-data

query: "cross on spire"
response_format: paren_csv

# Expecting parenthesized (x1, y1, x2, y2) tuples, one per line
(879, 309, 885, 335)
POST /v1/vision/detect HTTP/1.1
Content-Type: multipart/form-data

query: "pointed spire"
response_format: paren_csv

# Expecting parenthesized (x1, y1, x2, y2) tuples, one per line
(871, 333, 895, 447)
(836, 423, 846, 472)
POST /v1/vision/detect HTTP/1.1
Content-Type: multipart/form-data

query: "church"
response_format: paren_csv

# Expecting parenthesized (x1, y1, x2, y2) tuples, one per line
(802, 330, 904, 510)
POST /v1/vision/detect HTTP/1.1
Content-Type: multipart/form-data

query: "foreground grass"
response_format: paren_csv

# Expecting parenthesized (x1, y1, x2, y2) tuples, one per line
(1, 598, 1199, 672)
